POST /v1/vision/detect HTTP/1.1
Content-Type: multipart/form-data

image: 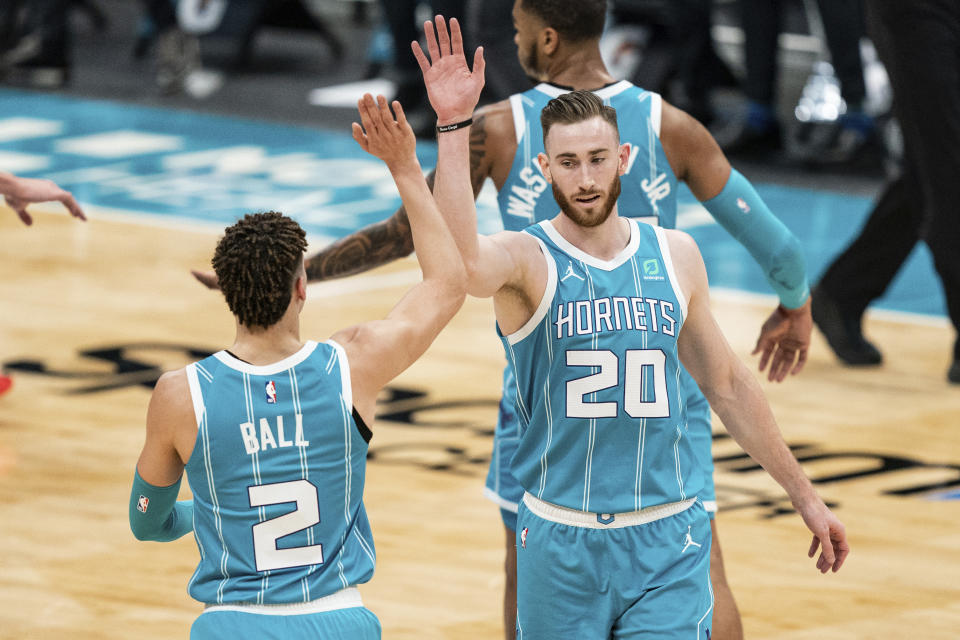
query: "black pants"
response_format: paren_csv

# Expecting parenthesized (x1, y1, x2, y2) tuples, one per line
(742, 0, 866, 107)
(818, 0, 960, 358)
(466, 0, 529, 103)
(380, 0, 466, 75)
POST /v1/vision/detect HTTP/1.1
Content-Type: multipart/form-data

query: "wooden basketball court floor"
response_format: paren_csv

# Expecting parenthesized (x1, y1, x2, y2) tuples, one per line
(1, 207, 958, 639)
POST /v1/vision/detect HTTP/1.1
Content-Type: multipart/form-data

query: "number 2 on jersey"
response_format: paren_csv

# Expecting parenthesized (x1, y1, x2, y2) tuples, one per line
(566, 349, 668, 419)
(248, 479, 324, 572)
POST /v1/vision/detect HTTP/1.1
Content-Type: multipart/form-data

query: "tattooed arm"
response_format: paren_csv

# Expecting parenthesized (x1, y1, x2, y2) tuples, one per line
(300, 103, 511, 282)
(191, 105, 509, 289)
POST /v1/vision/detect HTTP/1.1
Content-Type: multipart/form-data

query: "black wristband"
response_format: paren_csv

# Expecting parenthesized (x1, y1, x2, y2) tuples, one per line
(436, 118, 473, 133)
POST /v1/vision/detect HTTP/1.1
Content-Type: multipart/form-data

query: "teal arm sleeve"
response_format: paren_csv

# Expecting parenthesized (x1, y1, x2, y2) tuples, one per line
(129, 469, 194, 542)
(701, 169, 810, 309)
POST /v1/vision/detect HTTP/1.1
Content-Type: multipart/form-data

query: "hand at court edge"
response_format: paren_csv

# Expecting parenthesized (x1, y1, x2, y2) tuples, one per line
(191, 269, 220, 290)
(412, 15, 485, 125)
(752, 298, 812, 382)
(797, 498, 849, 574)
(3, 175, 87, 226)
(352, 94, 417, 172)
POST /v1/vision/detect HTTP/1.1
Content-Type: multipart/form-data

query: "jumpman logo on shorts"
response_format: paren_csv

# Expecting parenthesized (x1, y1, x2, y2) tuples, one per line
(681, 525, 702, 553)
(560, 261, 584, 283)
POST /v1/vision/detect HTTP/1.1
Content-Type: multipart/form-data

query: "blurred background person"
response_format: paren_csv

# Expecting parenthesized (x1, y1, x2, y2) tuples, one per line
(812, 0, 960, 383)
(715, 0, 875, 163)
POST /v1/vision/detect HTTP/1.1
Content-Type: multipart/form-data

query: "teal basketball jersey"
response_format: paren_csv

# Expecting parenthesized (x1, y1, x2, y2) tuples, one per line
(497, 80, 678, 231)
(183, 340, 375, 605)
(501, 219, 703, 514)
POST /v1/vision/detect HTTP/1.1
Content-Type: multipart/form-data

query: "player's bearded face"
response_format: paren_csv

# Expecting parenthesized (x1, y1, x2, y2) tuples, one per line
(553, 172, 622, 228)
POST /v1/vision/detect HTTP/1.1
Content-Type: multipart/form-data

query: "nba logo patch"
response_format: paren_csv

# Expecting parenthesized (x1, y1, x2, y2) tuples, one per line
(137, 495, 149, 513)
(265, 380, 277, 404)
(520, 527, 528, 549)
(736, 197, 751, 213)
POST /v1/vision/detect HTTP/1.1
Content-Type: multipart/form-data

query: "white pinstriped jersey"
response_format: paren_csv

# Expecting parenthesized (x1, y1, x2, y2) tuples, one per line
(501, 219, 704, 514)
(183, 340, 375, 605)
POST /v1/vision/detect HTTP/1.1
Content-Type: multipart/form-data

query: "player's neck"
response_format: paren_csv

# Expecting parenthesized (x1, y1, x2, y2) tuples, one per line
(230, 314, 303, 366)
(552, 210, 630, 261)
(544, 47, 615, 91)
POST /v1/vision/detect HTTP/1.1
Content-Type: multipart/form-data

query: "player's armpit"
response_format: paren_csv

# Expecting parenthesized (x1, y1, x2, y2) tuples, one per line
(465, 231, 546, 298)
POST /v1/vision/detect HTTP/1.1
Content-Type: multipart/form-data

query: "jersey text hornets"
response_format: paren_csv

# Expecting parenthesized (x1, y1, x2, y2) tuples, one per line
(555, 296, 678, 339)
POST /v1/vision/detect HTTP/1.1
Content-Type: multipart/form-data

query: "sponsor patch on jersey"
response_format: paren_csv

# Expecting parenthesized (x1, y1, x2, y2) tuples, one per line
(641, 258, 664, 281)
(265, 380, 277, 404)
(137, 495, 149, 513)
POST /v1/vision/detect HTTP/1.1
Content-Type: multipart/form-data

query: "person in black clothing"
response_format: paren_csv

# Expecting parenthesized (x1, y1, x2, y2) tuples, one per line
(719, 0, 874, 158)
(812, 0, 960, 383)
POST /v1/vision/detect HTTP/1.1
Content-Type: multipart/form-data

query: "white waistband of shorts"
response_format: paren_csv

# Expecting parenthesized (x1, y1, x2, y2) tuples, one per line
(202, 586, 363, 616)
(522, 493, 697, 529)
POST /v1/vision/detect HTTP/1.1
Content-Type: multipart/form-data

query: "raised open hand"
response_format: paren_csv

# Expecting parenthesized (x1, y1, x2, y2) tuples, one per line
(352, 93, 418, 172)
(411, 16, 485, 125)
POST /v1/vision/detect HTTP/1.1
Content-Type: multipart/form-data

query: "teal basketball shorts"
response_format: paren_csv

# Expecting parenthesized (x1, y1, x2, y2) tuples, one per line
(515, 494, 713, 639)
(190, 587, 381, 640)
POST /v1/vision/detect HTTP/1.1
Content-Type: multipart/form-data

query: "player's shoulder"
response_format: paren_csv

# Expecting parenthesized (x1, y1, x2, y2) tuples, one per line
(154, 368, 190, 398)
(660, 227, 698, 255)
(491, 228, 543, 252)
(658, 98, 714, 152)
(659, 228, 707, 283)
(146, 368, 197, 431)
(475, 98, 516, 141)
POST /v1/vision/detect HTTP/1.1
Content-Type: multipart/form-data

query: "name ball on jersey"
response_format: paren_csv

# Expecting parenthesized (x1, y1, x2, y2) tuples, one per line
(239, 414, 310, 455)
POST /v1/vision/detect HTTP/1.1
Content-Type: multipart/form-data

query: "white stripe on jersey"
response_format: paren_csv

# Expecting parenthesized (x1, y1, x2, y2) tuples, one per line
(628, 257, 648, 511)
(195, 361, 213, 382)
(243, 372, 269, 604)
(352, 528, 376, 565)
(199, 393, 230, 604)
(673, 425, 686, 501)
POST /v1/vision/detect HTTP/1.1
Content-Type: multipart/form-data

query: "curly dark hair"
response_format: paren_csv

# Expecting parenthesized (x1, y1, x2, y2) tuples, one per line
(212, 211, 308, 329)
(541, 89, 619, 143)
(519, 0, 608, 42)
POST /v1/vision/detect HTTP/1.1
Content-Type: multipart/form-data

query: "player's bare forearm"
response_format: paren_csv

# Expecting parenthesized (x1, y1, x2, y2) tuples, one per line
(707, 363, 818, 504)
(304, 208, 415, 282)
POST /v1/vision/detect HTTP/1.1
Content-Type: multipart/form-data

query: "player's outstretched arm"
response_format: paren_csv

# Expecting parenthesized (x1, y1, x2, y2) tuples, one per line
(659, 103, 811, 382)
(332, 93, 467, 423)
(414, 15, 528, 300)
(190, 77, 508, 292)
(129, 370, 195, 543)
(669, 229, 848, 574)
(0, 172, 87, 226)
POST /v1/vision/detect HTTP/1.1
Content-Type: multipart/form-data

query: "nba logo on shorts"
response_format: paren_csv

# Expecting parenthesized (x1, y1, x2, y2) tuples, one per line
(520, 527, 528, 549)
(137, 495, 149, 513)
(265, 380, 277, 404)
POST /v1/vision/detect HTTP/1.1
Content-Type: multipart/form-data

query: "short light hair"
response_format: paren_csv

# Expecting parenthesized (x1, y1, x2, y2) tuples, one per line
(540, 90, 619, 144)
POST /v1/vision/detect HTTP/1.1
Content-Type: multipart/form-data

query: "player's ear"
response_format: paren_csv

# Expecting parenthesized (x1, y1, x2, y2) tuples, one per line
(541, 27, 558, 56)
(617, 142, 631, 176)
(297, 275, 307, 301)
(537, 152, 553, 183)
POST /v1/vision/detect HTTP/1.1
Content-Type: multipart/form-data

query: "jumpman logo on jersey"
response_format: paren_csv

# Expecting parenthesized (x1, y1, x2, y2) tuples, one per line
(681, 525, 702, 553)
(560, 261, 584, 283)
